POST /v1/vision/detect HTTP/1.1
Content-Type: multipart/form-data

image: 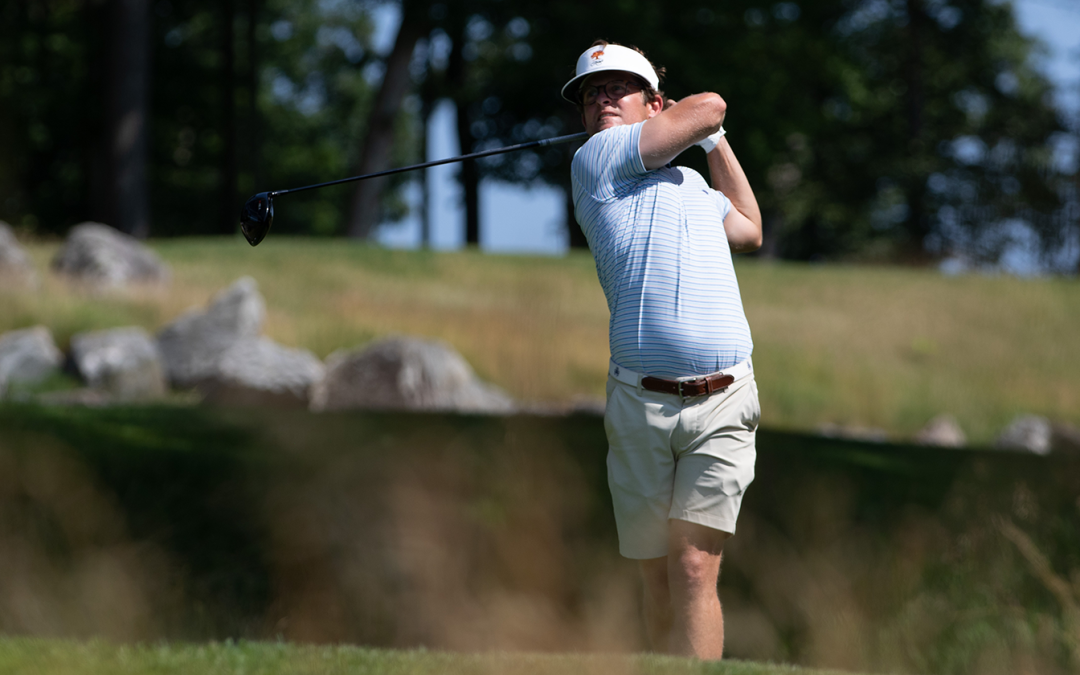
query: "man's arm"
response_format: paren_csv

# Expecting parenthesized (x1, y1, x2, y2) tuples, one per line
(638, 93, 725, 170)
(707, 137, 762, 253)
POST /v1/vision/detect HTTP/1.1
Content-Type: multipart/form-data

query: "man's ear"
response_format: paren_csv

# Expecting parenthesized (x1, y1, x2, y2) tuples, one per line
(646, 94, 664, 118)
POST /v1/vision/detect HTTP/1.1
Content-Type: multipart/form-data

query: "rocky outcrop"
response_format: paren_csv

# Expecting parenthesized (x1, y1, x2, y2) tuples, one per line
(0, 326, 63, 398)
(914, 414, 967, 448)
(156, 277, 322, 408)
(51, 222, 169, 288)
(156, 277, 266, 389)
(310, 336, 515, 414)
(995, 414, 1052, 455)
(0, 221, 37, 287)
(197, 337, 325, 408)
(70, 327, 168, 401)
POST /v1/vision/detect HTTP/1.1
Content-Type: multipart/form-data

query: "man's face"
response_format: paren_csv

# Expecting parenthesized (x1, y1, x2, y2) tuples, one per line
(579, 71, 661, 136)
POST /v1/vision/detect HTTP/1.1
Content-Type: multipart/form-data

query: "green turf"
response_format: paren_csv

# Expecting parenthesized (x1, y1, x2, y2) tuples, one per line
(7, 238, 1079, 443)
(0, 638, 864, 675)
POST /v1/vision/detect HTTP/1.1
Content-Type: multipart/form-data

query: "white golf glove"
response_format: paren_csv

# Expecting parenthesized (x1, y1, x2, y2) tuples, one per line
(696, 127, 726, 154)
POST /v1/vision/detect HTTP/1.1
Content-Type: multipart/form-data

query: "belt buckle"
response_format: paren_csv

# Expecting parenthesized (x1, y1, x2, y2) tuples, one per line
(677, 378, 705, 401)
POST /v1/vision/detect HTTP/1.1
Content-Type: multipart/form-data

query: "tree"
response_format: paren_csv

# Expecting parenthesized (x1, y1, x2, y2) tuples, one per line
(445, 0, 1074, 265)
(93, 0, 152, 238)
(346, 0, 428, 239)
(0, 1, 98, 235)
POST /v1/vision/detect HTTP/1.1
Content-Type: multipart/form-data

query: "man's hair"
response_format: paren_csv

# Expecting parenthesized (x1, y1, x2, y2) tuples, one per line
(574, 39, 666, 111)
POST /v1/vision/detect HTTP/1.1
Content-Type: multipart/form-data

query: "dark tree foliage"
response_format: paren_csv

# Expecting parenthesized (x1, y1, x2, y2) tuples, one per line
(151, 0, 395, 237)
(0, 1, 98, 234)
(0, 0, 398, 238)
(0, 0, 1074, 269)
(424, 0, 1075, 266)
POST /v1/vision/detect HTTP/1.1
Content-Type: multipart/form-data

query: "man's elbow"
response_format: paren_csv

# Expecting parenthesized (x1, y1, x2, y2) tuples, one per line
(701, 93, 727, 131)
(733, 235, 762, 254)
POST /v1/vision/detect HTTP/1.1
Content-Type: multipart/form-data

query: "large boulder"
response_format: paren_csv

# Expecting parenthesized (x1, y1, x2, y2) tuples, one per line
(156, 277, 266, 388)
(995, 414, 1052, 455)
(70, 327, 168, 401)
(156, 277, 321, 407)
(197, 337, 325, 408)
(310, 336, 515, 414)
(0, 221, 37, 287)
(914, 414, 967, 448)
(0, 326, 63, 398)
(51, 222, 169, 288)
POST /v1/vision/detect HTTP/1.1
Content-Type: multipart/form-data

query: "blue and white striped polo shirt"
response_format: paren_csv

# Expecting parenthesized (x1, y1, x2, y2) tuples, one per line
(572, 121, 753, 379)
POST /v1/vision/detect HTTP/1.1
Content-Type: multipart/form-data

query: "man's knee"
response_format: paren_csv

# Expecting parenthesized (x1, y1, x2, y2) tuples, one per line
(668, 520, 730, 592)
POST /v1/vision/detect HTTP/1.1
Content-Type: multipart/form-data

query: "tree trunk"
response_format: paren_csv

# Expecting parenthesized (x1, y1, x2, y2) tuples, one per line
(419, 95, 432, 247)
(246, 0, 261, 197)
(445, 22, 480, 247)
(902, 0, 930, 262)
(220, 0, 238, 235)
(565, 187, 587, 248)
(97, 0, 151, 238)
(456, 98, 480, 245)
(345, 4, 425, 239)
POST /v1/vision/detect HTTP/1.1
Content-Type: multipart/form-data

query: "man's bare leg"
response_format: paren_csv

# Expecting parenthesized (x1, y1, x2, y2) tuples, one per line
(639, 520, 730, 659)
(638, 556, 671, 651)
(668, 519, 730, 658)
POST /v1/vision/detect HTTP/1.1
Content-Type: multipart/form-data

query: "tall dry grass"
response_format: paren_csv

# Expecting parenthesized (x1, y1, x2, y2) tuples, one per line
(5, 237, 1078, 443)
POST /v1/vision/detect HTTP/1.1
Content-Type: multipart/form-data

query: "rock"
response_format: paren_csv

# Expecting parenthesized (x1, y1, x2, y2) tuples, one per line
(156, 277, 265, 388)
(914, 414, 967, 448)
(1050, 422, 1080, 453)
(51, 222, 169, 288)
(0, 326, 63, 398)
(0, 221, 37, 287)
(70, 327, 167, 401)
(995, 415, 1052, 455)
(817, 423, 889, 443)
(310, 336, 515, 414)
(197, 337, 325, 408)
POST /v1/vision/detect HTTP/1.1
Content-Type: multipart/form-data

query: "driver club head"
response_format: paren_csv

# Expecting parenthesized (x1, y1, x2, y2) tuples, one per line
(240, 192, 274, 246)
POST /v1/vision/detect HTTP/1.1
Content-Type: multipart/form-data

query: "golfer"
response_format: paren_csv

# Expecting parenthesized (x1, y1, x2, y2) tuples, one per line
(564, 41, 762, 659)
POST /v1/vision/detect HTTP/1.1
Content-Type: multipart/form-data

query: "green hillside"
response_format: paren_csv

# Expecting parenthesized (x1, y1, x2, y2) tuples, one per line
(7, 237, 1077, 444)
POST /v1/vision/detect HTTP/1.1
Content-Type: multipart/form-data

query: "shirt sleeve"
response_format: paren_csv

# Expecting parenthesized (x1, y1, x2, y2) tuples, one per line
(713, 190, 734, 223)
(571, 122, 648, 203)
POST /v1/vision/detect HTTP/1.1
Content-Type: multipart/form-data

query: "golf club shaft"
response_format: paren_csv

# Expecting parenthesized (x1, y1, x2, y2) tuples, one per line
(270, 132, 588, 198)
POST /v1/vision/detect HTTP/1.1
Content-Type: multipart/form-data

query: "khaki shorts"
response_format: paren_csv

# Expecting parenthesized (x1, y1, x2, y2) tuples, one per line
(604, 361, 760, 559)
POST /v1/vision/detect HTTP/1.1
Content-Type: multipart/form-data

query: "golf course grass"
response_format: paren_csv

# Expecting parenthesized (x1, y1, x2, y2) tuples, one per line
(2, 237, 1078, 674)
(6, 236, 1080, 444)
(0, 638, 866, 675)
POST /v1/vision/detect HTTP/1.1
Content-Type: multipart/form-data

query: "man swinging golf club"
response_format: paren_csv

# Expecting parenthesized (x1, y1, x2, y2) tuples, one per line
(564, 40, 762, 659)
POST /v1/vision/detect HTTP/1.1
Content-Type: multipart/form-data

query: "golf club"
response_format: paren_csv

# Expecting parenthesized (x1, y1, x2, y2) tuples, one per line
(239, 131, 588, 246)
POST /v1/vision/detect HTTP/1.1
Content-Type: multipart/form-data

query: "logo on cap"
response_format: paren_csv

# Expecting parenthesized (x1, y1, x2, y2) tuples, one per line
(590, 50, 604, 63)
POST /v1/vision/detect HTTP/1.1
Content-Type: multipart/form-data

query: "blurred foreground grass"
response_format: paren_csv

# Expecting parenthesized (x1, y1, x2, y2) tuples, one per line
(0, 638, 859, 675)
(1, 404, 1077, 674)
(6, 236, 1079, 443)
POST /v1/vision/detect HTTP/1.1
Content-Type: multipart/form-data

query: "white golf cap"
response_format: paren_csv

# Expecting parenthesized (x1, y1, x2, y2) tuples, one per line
(561, 43, 660, 103)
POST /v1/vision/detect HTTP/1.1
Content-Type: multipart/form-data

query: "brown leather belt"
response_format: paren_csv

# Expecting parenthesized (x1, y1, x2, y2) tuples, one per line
(640, 372, 735, 398)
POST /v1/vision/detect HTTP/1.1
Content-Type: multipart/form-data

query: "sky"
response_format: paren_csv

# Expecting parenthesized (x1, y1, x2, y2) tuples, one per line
(371, 0, 1080, 258)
